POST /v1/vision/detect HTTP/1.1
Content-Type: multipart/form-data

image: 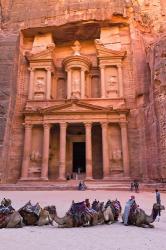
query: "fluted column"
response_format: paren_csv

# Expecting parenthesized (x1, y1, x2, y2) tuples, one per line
(28, 68, 35, 100)
(41, 123, 51, 180)
(21, 124, 33, 179)
(118, 65, 123, 97)
(85, 122, 93, 180)
(59, 122, 67, 180)
(67, 69, 72, 99)
(46, 68, 52, 100)
(81, 69, 85, 99)
(120, 122, 130, 176)
(100, 66, 105, 98)
(101, 122, 110, 179)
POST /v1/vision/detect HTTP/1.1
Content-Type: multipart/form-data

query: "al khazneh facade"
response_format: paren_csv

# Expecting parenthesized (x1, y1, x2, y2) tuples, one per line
(0, 0, 166, 183)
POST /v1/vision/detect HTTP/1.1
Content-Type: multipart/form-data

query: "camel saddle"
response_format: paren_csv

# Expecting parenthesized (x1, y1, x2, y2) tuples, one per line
(0, 205, 15, 228)
(105, 200, 121, 221)
(19, 201, 41, 217)
(0, 205, 15, 214)
(68, 201, 86, 215)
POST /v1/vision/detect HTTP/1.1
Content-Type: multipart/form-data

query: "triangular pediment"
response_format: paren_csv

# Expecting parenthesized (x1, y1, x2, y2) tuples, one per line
(42, 100, 113, 114)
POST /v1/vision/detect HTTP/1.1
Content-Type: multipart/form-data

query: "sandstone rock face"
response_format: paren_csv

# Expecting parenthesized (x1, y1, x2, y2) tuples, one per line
(0, 0, 165, 183)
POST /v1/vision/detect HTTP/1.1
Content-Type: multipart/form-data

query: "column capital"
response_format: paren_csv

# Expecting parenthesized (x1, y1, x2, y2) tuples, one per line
(43, 123, 51, 129)
(101, 122, 108, 128)
(84, 122, 92, 128)
(23, 123, 33, 129)
(45, 67, 52, 72)
(59, 122, 67, 128)
(28, 67, 35, 72)
(120, 122, 128, 128)
(100, 65, 105, 70)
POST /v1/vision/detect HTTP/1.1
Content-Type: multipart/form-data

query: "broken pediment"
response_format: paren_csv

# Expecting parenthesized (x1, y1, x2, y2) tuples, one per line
(95, 39, 126, 59)
(25, 44, 55, 63)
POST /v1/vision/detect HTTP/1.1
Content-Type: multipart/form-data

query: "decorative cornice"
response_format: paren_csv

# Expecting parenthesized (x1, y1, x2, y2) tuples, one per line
(62, 55, 91, 71)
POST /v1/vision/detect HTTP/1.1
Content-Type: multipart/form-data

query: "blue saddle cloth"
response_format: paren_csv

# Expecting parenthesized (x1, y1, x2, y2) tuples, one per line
(19, 201, 41, 217)
(69, 202, 86, 215)
(0, 205, 15, 214)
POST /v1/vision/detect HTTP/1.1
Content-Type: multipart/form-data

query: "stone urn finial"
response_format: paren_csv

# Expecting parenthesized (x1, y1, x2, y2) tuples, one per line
(71, 40, 81, 56)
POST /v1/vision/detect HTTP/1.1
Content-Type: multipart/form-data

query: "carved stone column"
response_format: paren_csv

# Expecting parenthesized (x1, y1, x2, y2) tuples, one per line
(120, 122, 130, 176)
(46, 68, 52, 100)
(101, 122, 110, 179)
(85, 122, 93, 179)
(118, 65, 123, 97)
(41, 123, 51, 180)
(28, 68, 35, 100)
(59, 122, 67, 180)
(67, 69, 72, 99)
(21, 124, 33, 179)
(100, 66, 105, 98)
(81, 69, 85, 99)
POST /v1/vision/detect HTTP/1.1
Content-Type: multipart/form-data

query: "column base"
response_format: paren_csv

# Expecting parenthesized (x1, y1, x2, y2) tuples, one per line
(103, 176, 111, 180)
(85, 176, 94, 181)
(19, 177, 29, 181)
(41, 177, 49, 181)
(58, 176, 66, 181)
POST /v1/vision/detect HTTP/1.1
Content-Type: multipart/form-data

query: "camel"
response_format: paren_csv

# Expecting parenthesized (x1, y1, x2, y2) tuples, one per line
(19, 201, 53, 226)
(122, 203, 165, 228)
(0, 198, 23, 228)
(45, 205, 99, 228)
(103, 199, 122, 224)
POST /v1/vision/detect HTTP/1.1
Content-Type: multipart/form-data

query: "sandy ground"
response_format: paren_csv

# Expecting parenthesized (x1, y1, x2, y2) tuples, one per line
(0, 190, 165, 250)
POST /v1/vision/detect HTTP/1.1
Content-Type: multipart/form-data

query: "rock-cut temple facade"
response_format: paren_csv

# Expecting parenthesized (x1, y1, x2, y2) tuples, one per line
(0, 0, 166, 183)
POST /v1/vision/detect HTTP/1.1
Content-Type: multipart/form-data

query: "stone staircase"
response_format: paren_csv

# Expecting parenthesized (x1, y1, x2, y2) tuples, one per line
(0, 179, 165, 191)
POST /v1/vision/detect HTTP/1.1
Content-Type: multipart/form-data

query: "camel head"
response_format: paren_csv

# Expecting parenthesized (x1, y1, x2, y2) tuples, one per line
(1, 198, 12, 207)
(153, 203, 165, 211)
(152, 203, 165, 220)
(44, 205, 57, 219)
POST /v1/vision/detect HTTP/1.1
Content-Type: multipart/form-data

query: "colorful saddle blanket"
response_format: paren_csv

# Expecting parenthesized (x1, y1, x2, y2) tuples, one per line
(19, 201, 41, 217)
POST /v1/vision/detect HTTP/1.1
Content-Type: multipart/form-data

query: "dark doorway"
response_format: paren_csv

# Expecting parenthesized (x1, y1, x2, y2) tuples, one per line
(73, 142, 86, 173)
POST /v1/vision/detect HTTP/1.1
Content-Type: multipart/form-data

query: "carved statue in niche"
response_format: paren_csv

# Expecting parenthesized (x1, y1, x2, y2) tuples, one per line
(112, 149, 122, 162)
(71, 70, 81, 99)
(30, 151, 42, 162)
(107, 74, 118, 98)
(34, 77, 45, 99)
(71, 40, 81, 56)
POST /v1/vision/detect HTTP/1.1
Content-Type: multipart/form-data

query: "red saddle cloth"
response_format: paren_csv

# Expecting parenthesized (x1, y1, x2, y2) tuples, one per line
(0, 213, 9, 228)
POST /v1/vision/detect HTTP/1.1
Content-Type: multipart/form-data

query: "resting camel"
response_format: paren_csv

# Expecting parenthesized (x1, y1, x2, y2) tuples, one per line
(19, 201, 53, 226)
(103, 199, 122, 224)
(122, 203, 165, 228)
(0, 198, 23, 228)
(45, 204, 99, 228)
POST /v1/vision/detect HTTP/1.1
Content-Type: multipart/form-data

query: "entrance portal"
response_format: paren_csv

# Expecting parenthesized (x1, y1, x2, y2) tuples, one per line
(73, 142, 86, 173)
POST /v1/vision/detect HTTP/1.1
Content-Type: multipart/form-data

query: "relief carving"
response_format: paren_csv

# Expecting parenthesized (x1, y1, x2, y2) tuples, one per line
(106, 67, 119, 98)
(30, 151, 42, 163)
(107, 75, 118, 97)
(112, 149, 122, 162)
(34, 77, 45, 99)
(71, 70, 81, 99)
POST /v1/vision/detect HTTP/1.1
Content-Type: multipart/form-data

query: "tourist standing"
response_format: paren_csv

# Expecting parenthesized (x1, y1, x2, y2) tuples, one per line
(155, 189, 161, 216)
